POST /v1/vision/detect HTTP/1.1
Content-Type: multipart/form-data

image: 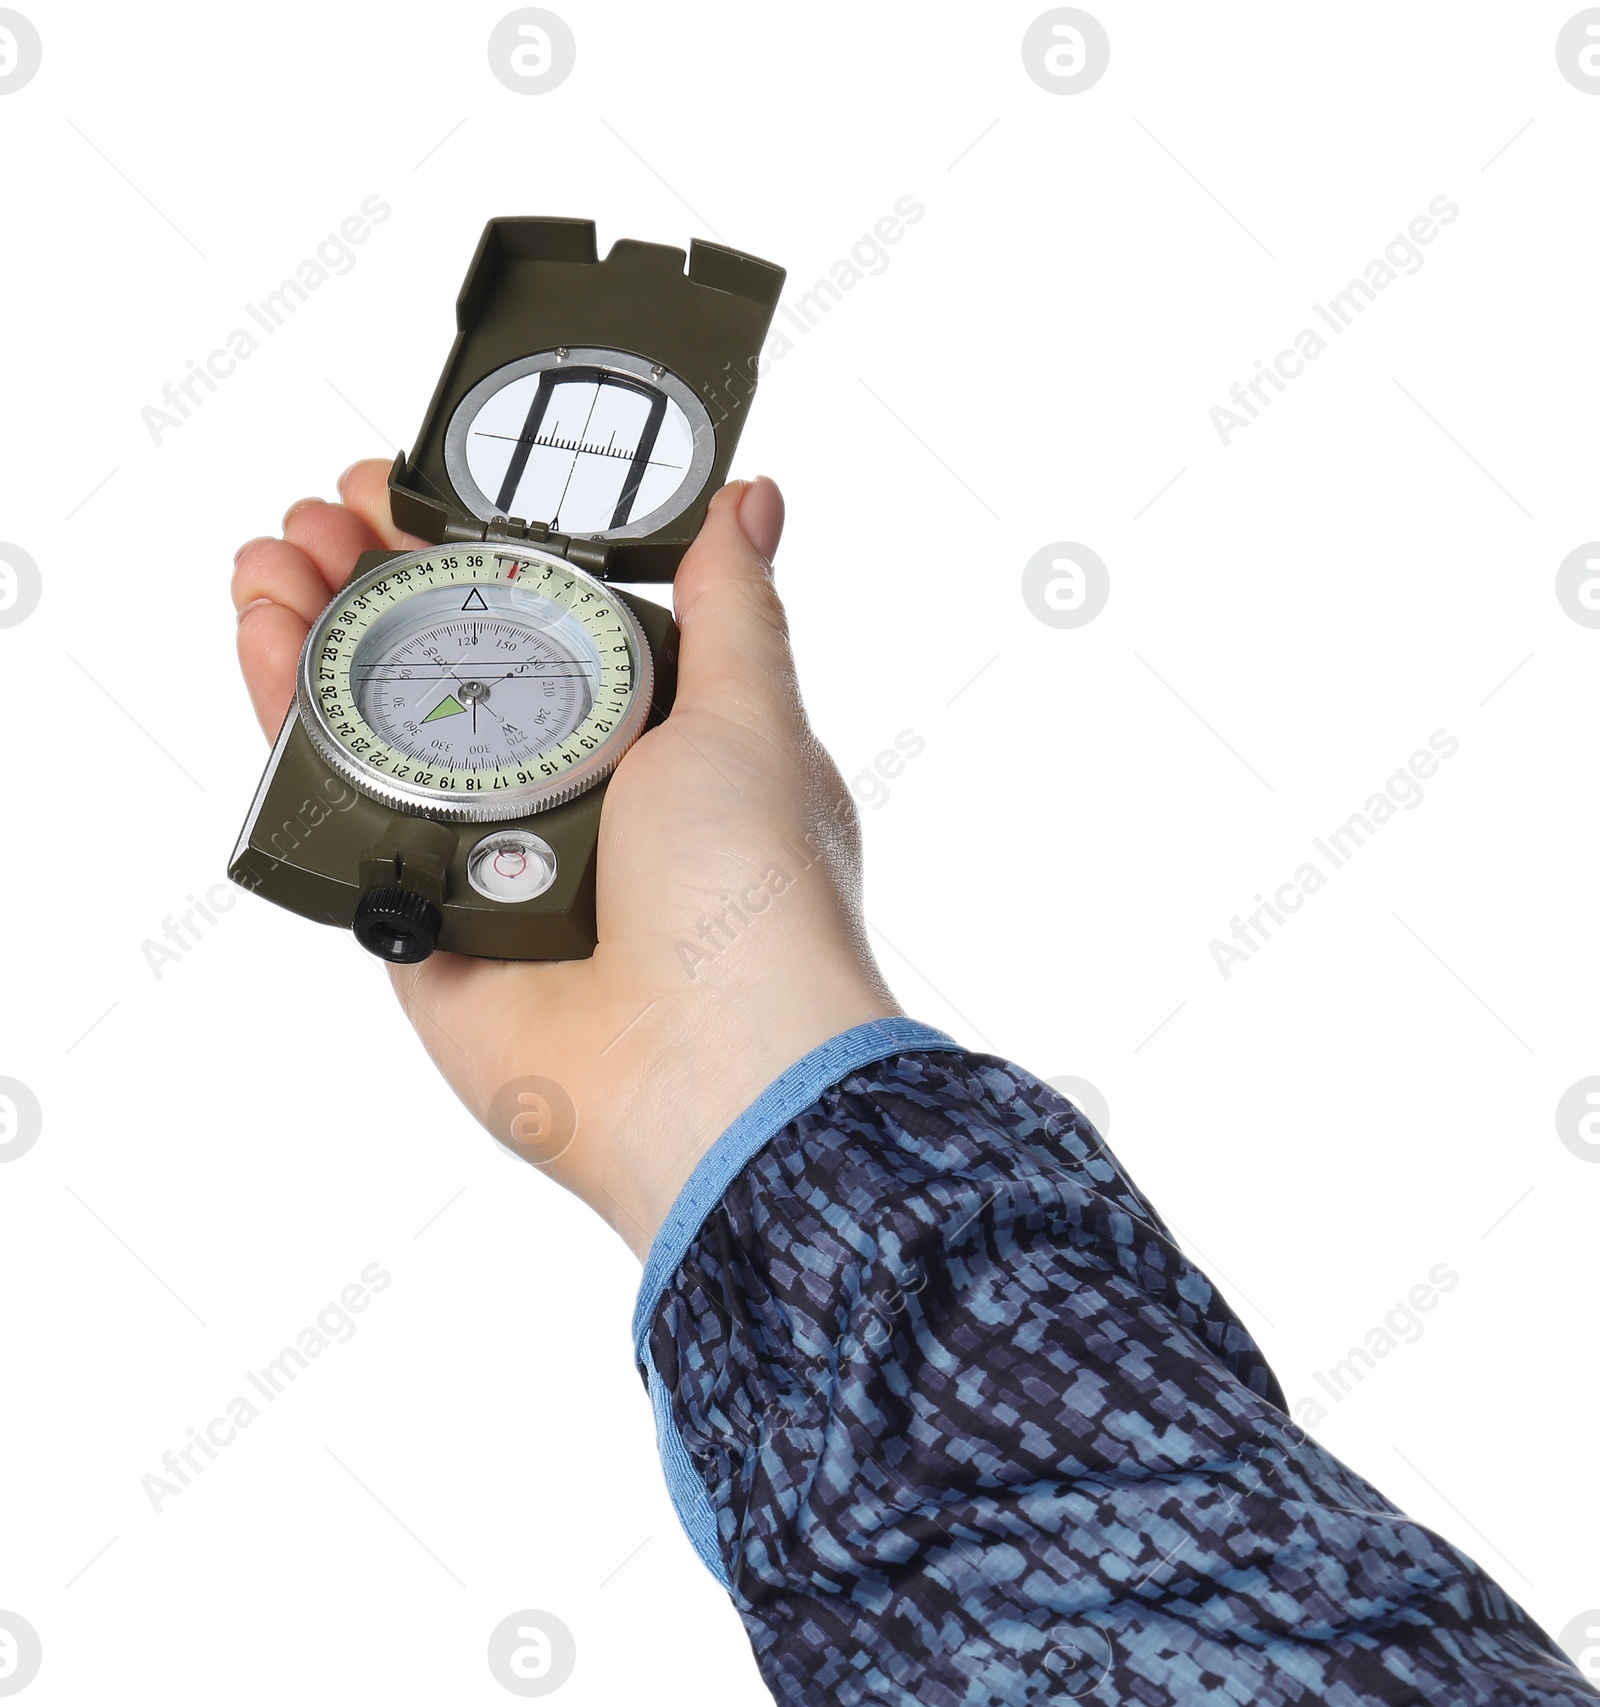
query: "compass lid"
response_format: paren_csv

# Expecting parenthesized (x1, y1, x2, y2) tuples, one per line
(388, 217, 784, 583)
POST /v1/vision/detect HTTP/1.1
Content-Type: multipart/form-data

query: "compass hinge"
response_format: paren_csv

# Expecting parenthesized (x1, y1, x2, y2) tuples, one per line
(442, 514, 614, 576)
(439, 514, 534, 545)
(562, 535, 613, 576)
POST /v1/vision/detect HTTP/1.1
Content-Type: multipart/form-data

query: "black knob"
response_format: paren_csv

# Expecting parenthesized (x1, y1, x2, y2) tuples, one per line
(352, 887, 442, 964)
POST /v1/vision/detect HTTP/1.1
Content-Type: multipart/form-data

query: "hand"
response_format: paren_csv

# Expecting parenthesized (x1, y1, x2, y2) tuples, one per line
(232, 462, 900, 1257)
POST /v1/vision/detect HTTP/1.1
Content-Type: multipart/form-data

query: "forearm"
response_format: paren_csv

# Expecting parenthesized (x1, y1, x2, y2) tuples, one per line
(638, 1022, 1596, 1706)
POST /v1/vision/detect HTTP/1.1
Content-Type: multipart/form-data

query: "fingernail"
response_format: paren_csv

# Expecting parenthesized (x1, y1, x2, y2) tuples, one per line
(234, 535, 271, 565)
(236, 597, 274, 626)
(735, 475, 784, 567)
(282, 496, 321, 528)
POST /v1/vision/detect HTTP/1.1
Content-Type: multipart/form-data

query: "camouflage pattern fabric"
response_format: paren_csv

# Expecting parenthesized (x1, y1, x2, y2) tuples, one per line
(646, 1047, 1595, 1706)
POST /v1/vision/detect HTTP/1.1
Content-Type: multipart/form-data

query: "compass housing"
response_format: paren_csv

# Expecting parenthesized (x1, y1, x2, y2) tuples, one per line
(388, 216, 784, 582)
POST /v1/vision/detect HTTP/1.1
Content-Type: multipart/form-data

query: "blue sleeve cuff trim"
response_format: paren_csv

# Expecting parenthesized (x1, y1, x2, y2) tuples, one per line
(632, 1017, 960, 1356)
(646, 1354, 733, 1586)
(631, 1016, 961, 1591)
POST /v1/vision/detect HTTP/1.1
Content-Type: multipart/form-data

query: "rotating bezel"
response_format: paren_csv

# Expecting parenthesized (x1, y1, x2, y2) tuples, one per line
(295, 543, 654, 823)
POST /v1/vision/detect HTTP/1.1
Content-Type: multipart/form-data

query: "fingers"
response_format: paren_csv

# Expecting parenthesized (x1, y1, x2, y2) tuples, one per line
(337, 458, 432, 551)
(237, 600, 307, 737)
(672, 478, 801, 726)
(231, 535, 322, 738)
(246, 461, 428, 602)
(233, 537, 339, 625)
(231, 456, 430, 741)
(281, 496, 385, 591)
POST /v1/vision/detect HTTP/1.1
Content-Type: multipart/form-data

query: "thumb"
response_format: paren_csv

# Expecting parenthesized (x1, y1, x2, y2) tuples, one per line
(671, 478, 797, 720)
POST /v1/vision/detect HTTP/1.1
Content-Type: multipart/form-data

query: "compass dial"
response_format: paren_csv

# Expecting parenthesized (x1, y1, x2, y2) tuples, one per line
(297, 544, 653, 822)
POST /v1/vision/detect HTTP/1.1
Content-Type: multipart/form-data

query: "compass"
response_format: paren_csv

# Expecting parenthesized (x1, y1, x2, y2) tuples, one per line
(230, 216, 783, 963)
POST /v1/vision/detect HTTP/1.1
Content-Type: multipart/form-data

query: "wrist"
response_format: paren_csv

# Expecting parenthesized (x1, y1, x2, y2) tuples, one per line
(607, 980, 903, 1258)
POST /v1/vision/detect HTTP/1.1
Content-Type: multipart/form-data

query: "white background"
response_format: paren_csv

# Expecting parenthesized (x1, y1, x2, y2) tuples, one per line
(1, 2, 1597, 1700)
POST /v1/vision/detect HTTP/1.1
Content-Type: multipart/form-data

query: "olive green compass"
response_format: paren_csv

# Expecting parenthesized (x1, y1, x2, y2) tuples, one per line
(229, 216, 783, 962)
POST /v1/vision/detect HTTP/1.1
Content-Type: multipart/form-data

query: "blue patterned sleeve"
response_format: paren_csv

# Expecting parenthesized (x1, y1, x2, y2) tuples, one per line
(635, 1020, 1595, 1706)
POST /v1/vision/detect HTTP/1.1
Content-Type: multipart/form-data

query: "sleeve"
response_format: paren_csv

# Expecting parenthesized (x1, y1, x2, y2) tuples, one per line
(632, 1019, 1597, 1707)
